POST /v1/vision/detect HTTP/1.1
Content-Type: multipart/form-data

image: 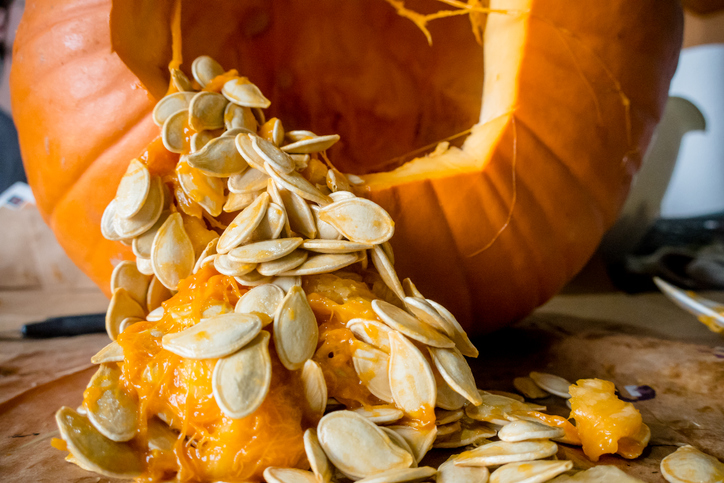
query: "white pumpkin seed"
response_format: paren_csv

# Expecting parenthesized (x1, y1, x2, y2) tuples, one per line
(192, 237, 219, 274)
(114, 176, 165, 239)
(436, 408, 465, 425)
(106, 288, 146, 340)
(234, 283, 284, 323)
(312, 204, 342, 239)
(435, 421, 461, 437)
(132, 211, 170, 259)
(426, 299, 479, 358)
(153, 91, 195, 126)
(235, 133, 268, 171)
(222, 78, 271, 108)
(264, 468, 317, 483)
(191, 55, 225, 87)
(372, 300, 454, 349)
(292, 153, 311, 171)
(100, 199, 124, 241)
(110, 260, 150, 309)
(212, 330, 271, 419)
(147, 417, 178, 451)
(319, 198, 394, 245)
(274, 286, 319, 370)
(302, 359, 327, 420)
(91, 341, 124, 364)
(490, 460, 573, 483)
(213, 254, 257, 277)
(217, 192, 270, 253)
(146, 306, 164, 322)
(660, 445, 724, 483)
(432, 359, 467, 410)
(224, 191, 260, 212)
(370, 246, 405, 300)
(228, 168, 269, 194)
(437, 456, 490, 483)
(317, 411, 414, 480)
(326, 168, 352, 193)
(190, 130, 216, 153)
(498, 420, 565, 442)
(228, 237, 303, 263)
(136, 256, 154, 276)
(118, 316, 142, 334)
(455, 440, 558, 467)
(85, 364, 138, 442)
(286, 130, 317, 142)
(272, 275, 302, 293)
(388, 331, 436, 416)
(266, 161, 332, 206)
(357, 466, 436, 483)
(224, 102, 257, 131)
(266, 118, 285, 146)
(405, 297, 454, 337)
(433, 417, 497, 449)
(277, 252, 359, 276)
(55, 407, 142, 478)
(162, 313, 262, 359)
(248, 202, 286, 242)
(235, 270, 273, 287)
(353, 406, 404, 425)
(428, 346, 481, 406)
(146, 275, 172, 312)
(186, 135, 248, 177)
(115, 159, 151, 218)
(402, 278, 423, 298)
(550, 465, 645, 482)
(281, 134, 340, 154)
(329, 190, 356, 202)
(252, 134, 295, 174)
(278, 186, 317, 238)
(305, 429, 333, 483)
(348, 319, 392, 353)
(379, 427, 417, 466)
(189, 91, 227, 131)
(529, 372, 571, 398)
(513, 377, 550, 399)
(387, 425, 438, 464)
(466, 392, 532, 425)
(170, 68, 192, 92)
(258, 249, 309, 276)
(176, 159, 226, 217)
(201, 300, 234, 318)
(353, 343, 393, 403)
(161, 109, 188, 154)
(302, 239, 373, 254)
(151, 213, 195, 290)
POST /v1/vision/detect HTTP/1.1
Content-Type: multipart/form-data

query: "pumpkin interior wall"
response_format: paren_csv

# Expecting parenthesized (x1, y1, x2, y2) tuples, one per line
(149, 0, 485, 175)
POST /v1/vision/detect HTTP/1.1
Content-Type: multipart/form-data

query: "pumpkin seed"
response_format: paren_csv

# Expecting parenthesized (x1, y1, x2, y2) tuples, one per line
(118, 316, 142, 334)
(379, 427, 417, 468)
(161, 313, 262, 359)
(428, 346, 481, 406)
(466, 392, 532, 425)
(357, 467, 436, 483)
(353, 406, 404, 424)
(85, 364, 139, 442)
(529, 372, 571, 398)
(252, 106, 266, 125)
(402, 278, 423, 298)
(272, 275, 302, 293)
(153, 91, 195, 126)
(201, 300, 234, 318)
(224, 191, 260, 212)
(266, 177, 293, 237)
(387, 425, 437, 464)
(405, 297, 454, 337)
(281, 134, 340, 154)
(186, 135, 248, 177)
(318, 198, 394, 245)
(292, 153, 311, 171)
(426, 299, 479, 358)
(213, 254, 257, 277)
(347, 173, 364, 185)
(329, 190, 356, 202)
(260, 118, 285, 146)
(222, 78, 271, 108)
(353, 343, 393, 403)
(161, 109, 188, 153)
(489, 460, 573, 483)
(110, 260, 150, 309)
(190, 130, 216, 153)
(151, 213, 195, 290)
(177, 159, 226, 217)
(372, 300, 454, 349)
(136, 256, 154, 276)
(278, 187, 317, 238)
(170, 68, 192, 92)
(304, 429, 333, 483)
(497, 420, 565, 442)
(191, 55, 225, 87)
(114, 176, 165, 239)
(550, 465, 645, 482)
(278, 252, 359, 276)
(370, 246, 405, 300)
(302, 359, 327, 420)
(228, 167, 269, 193)
(224, 102, 258, 131)
(433, 358, 467, 410)
(223, 126, 255, 138)
(437, 456, 490, 483)
(317, 410, 414, 480)
(146, 275, 172, 312)
(347, 319, 392, 353)
(248, 202, 286, 242)
(217, 192, 270, 253)
(265, 161, 332, 206)
(433, 417, 497, 449)
(455, 440, 558, 467)
(273, 286, 318, 370)
(192, 237, 219, 274)
(388, 331, 436, 416)
(436, 421, 461, 437)
(146, 417, 178, 451)
(234, 283, 284, 323)
(91, 341, 124, 364)
(189, 91, 227, 131)
(264, 467, 318, 483)
(235, 133, 268, 171)
(100, 199, 124, 241)
(106, 288, 146, 340)
(258, 249, 308, 276)
(312, 204, 342, 240)
(132, 211, 170, 259)
(326, 168, 352, 193)
(286, 130, 317, 142)
(302, 239, 373, 254)
(55, 407, 142, 478)
(252, 134, 295, 174)
(660, 445, 724, 483)
(212, 330, 272, 419)
(436, 408, 465, 425)
(513, 377, 550, 399)
(235, 270, 273, 287)
(227, 237, 303, 263)
(146, 306, 164, 322)
(115, 159, 151, 218)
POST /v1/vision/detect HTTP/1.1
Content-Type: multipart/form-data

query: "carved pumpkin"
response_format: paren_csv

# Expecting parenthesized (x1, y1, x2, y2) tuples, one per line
(10, 0, 682, 332)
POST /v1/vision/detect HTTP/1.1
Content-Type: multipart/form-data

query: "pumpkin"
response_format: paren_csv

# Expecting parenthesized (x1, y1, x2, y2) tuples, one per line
(10, 0, 681, 333)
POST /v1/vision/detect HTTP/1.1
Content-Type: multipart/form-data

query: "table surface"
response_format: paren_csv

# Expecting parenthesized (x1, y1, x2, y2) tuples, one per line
(1, 285, 722, 482)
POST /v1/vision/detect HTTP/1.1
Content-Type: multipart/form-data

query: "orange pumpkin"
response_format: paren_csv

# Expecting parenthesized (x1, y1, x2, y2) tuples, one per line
(10, 0, 682, 333)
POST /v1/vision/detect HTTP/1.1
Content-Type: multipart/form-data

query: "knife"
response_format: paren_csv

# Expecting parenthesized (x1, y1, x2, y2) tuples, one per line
(19, 313, 107, 338)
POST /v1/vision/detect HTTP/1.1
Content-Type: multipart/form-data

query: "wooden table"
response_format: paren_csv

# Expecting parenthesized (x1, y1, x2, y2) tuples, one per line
(1, 286, 722, 482)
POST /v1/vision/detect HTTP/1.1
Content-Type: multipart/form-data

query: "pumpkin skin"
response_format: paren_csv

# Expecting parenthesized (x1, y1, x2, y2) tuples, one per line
(10, 0, 682, 333)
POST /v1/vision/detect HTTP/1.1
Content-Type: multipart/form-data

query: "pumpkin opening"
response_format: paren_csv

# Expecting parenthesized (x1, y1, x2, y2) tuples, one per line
(111, 0, 486, 177)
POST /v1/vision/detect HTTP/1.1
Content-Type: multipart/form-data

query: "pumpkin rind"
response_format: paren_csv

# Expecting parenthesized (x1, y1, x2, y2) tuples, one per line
(10, 0, 681, 333)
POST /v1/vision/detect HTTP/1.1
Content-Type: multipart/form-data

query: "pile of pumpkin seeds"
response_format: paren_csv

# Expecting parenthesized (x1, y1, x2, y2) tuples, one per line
(55, 55, 724, 483)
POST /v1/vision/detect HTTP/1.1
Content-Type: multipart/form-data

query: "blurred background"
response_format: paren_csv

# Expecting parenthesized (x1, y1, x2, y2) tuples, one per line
(0, 0, 723, 297)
